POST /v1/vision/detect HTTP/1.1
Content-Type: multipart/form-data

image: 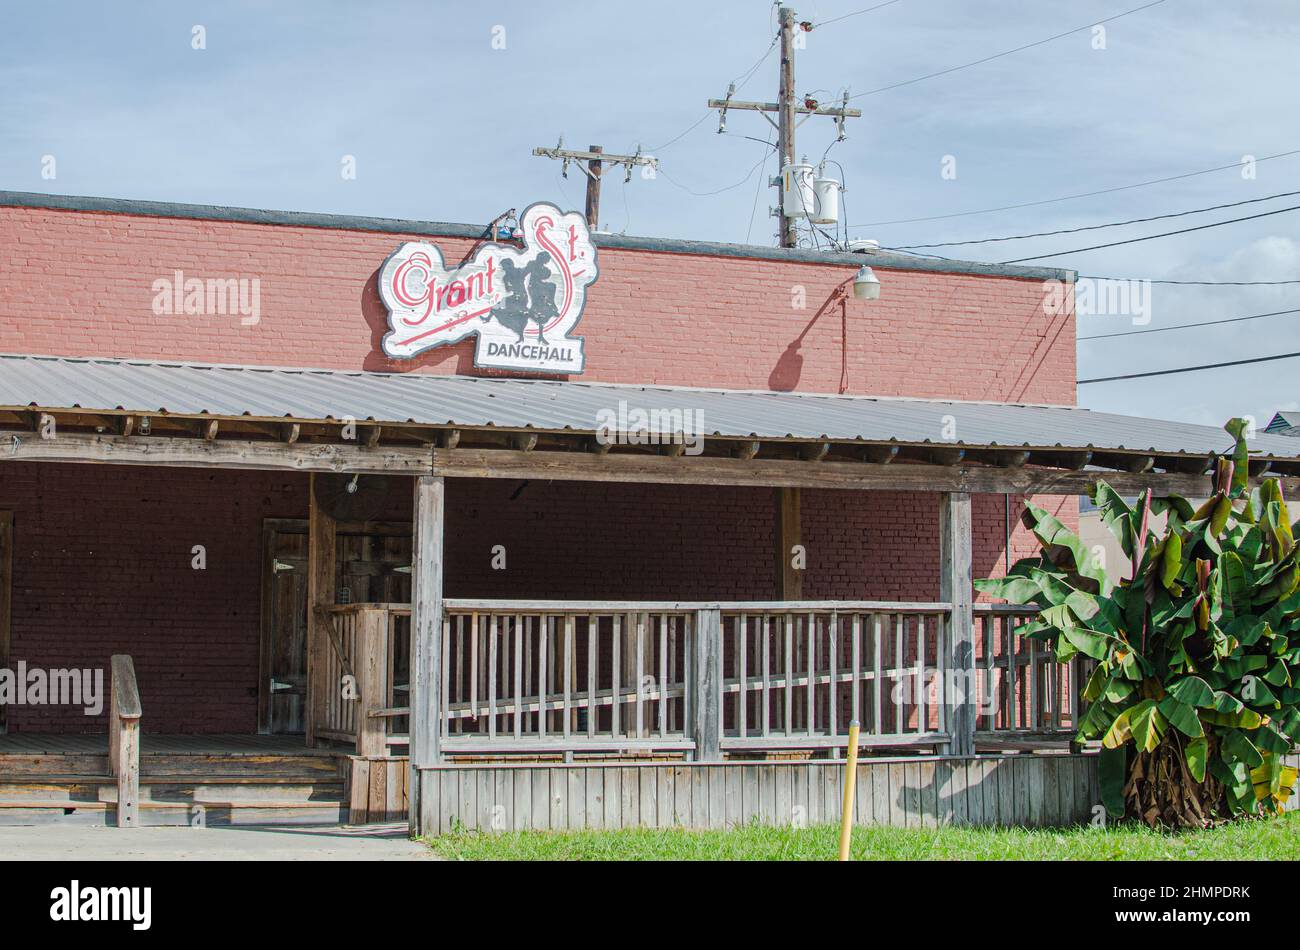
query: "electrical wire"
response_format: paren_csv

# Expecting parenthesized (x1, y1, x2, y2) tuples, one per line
(746, 138, 777, 243)
(1000, 203, 1300, 263)
(1078, 349, 1300, 385)
(648, 34, 779, 153)
(813, 0, 908, 28)
(893, 190, 1300, 249)
(849, 148, 1300, 229)
(1078, 307, 1300, 342)
(659, 151, 771, 197)
(846, 0, 1167, 100)
(1082, 275, 1300, 286)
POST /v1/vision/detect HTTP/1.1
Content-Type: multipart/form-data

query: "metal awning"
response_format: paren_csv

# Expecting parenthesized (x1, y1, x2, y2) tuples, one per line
(0, 353, 1296, 471)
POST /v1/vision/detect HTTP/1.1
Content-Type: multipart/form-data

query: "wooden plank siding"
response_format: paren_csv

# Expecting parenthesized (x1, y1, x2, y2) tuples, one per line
(345, 756, 409, 824)
(408, 754, 1102, 834)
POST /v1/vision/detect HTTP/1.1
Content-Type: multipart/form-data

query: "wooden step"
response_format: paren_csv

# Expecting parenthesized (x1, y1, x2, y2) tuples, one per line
(0, 754, 109, 776)
(140, 754, 342, 777)
(0, 777, 344, 801)
(0, 799, 347, 827)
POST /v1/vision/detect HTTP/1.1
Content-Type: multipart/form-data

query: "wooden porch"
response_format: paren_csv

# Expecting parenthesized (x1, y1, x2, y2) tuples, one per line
(0, 733, 323, 756)
(0, 730, 348, 828)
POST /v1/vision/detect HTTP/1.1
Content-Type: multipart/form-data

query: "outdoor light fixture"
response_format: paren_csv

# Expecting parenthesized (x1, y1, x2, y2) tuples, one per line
(852, 265, 881, 301)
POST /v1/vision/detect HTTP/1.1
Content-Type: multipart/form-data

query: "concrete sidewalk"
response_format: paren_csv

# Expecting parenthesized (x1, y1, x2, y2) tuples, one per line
(0, 823, 433, 861)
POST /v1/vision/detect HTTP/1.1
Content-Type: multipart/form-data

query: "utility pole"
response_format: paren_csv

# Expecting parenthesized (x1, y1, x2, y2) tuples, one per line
(532, 139, 658, 230)
(707, 6, 861, 247)
(777, 6, 799, 248)
(585, 145, 603, 230)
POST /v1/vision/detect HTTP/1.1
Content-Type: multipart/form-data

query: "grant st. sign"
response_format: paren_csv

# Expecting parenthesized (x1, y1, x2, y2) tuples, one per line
(378, 202, 597, 373)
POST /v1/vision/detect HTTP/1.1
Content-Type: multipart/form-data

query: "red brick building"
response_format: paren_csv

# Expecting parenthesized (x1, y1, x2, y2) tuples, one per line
(2, 191, 1293, 829)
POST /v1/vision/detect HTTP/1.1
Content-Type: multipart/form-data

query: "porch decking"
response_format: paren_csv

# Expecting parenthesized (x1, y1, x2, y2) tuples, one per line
(0, 733, 326, 756)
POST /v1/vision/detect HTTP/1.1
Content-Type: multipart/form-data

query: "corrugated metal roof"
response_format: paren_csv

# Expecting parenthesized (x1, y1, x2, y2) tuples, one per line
(1266, 411, 1300, 437)
(1, 353, 1297, 462)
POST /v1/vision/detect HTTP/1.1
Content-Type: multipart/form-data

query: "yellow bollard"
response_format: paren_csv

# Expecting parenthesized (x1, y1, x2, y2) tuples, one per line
(838, 720, 860, 861)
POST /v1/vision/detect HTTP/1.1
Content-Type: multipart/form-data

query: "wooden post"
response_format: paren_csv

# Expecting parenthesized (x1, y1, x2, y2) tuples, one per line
(691, 608, 722, 761)
(108, 655, 141, 829)
(354, 607, 391, 758)
(584, 145, 603, 230)
(409, 476, 445, 833)
(774, 487, 803, 599)
(305, 474, 337, 747)
(939, 492, 975, 756)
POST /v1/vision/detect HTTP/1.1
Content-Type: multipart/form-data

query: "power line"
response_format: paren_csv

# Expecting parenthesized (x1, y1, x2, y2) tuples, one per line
(1078, 349, 1300, 385)
(1078, 307, 1300, 341)
(648, 35, 779, 152)
(846, 0, 1166, 100)
(659, 150, 771, 197)
(1082, 274, 1300, 286)
(813, 0, 908, 28)
(1000, 203, 1300, 264)
(894, 190, 1300, 249)
(849, 148, 1300, 229)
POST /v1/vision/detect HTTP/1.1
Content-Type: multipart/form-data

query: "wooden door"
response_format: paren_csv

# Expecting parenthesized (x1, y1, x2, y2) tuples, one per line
(260, 524, 309, 734)
(258, 520, 411, 734)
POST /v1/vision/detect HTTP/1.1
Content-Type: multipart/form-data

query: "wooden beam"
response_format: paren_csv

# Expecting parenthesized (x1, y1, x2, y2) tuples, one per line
(775, 488, 803, 599)
(0, 431, 431, 474)
(410, 476, 445, 833)
(427, 449, 1267, 496)
(305, 475, 337, 748)
(924, 446, 966, 466)
(1029, 449, 1092, 470)
(939, 492, 975, 757)
(1165, 455, 1212, 475)
(995, 450, 1032, 468)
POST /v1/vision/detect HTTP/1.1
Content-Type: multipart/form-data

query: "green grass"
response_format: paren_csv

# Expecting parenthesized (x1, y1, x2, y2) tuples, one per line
(425, 811, 1300, 861)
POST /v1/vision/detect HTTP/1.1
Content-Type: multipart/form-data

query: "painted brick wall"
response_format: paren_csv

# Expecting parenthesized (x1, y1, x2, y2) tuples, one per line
(0, 206, 1074, 403)
(1, 463, 306, 733)
(0, 463, 1072, 733)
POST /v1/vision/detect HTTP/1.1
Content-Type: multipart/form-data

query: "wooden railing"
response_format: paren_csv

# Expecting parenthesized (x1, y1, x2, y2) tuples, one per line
(438, 601, 697, 755)
(719, 604, 953, 753)
(315, 604, 410, 755)
(108, 654, 141, 828)
(318, 600, 1084, 761)
(973, 604, 1086, 743)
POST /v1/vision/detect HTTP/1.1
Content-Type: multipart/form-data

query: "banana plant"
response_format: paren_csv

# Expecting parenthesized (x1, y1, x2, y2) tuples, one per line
(976, 419, 1300, 828)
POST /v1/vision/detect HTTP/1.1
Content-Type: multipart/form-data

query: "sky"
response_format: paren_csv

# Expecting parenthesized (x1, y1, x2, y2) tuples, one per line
(2, 0, 1298, 430)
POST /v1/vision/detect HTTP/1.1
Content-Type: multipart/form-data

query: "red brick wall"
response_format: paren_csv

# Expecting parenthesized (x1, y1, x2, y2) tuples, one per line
(1, 462, 1072, 733)
(0, 206, 1074, 403)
